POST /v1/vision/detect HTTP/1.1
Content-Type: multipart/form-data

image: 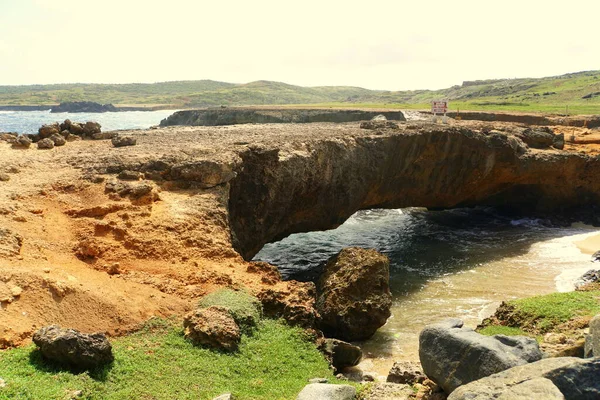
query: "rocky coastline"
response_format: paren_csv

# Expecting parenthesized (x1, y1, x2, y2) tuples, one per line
(2, 114, 600, 398)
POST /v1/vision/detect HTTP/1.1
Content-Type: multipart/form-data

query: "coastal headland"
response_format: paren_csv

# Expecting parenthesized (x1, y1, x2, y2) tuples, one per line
(2, 110, 600, 348)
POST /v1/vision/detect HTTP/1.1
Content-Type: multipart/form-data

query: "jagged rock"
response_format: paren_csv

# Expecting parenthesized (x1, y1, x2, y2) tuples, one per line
(183, 306, 241, 351)
(419, 318, 542, 393)
(32, 325, 114, 370)
(360, 120, 400, 130)
(257, 281, 319, 328)
(387, 360, 427, 385)
(112, 135, 136, 147)
(82, 121, 102, 135)
(38, 123, 60, 139)
(0, 132, 18, 141)
(553, 132, 565, 150)
(11, 135, 32, 149)
(0, 228, 22, 257)
(319, 338, 362, 371)
(592, 251, 600, 262)
(575, 269, 600, 289)
(296, 383, 356, 400)
(37, 138, 55, 149)
(448, 357, 600, 400)
(49, 133, 66, 146)
(316, 247, 392, 341)
(518, 127, 556, 149)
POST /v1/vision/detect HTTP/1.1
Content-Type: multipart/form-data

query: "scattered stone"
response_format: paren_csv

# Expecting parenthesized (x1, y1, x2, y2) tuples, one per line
(387, 360, 427, 385)
(117, 170, 143, 181)
(37, 138, 55, 149)
(11, 135, 32, 149)
(38, 123, 60, 139)
(316, 247, 392, 341)
(309, 378, 329, 384)
(448, 357, 600, 400)
(49, 133, 66, 146)
(83, 121, 102, 135)
(107, 263, 121, 275)
(183, 306, 241, 352)
(111, 135, 137, 147)
(360, 120, 399, 130)
(32, 325, 114, 370)
(419, 318, 542, 394)
(319, 338, 362, 371)
(10, 286, 22, 297)
(59, 130, 70, 139)
(0, 173, 9, 182)
(296, 383, 356, 400)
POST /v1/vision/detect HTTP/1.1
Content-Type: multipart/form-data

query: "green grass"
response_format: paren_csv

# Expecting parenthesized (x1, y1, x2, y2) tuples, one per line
(477, 325, 531, 337)
(198, 289, 263, 333)
(480, 291, 600, 335)
(0, 318, 347, 400)
(1, 70, 600, 115)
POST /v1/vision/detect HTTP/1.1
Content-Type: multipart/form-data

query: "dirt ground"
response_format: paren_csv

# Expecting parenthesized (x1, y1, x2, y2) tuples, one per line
(0, 119, 598, 348)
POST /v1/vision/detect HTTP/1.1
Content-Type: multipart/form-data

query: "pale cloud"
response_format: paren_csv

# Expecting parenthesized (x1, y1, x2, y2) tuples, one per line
(1, 0, 599, 90)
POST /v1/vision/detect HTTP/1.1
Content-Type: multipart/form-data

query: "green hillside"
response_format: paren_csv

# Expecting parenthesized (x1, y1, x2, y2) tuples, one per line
(1, 70, 599, 114)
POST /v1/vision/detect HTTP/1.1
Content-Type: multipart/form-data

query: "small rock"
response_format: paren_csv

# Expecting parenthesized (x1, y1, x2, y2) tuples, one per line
(0, 173, 9, 182)
(107, 263, 121, 275)
(32, 325, 114, 370)
(183, 306, 241, 351)
(49, 133, 66, 146)
(37, 138, 55, 149)
(296, 383, 356, 400)
(10, 286, 22, 297)
(212, 394, 234, 400)
(309, 378, 329, 384)
(112, 136, 137, 147)
(0, 378, 5, 388)
(117, 170, 143, 181)
(387, 360, 427, 384)
(11, 135, 32, 149)
(82, 121, 102, 135)
(319, 338, 362, 371)
(69, 390, 83, 399)
(593, 251, 600, 262)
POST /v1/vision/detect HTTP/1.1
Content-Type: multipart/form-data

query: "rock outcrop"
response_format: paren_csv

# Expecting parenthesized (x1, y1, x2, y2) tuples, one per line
(51, 101, 118, 113)
(449, 357, 600, 400)
(32, 325, 114, 370)
(228, 124, 600, 259)
(316, 247, 392, 341)
(183, 306, 241, 352)
(419, 318, 542, 393)
(160, 108, 406, 127)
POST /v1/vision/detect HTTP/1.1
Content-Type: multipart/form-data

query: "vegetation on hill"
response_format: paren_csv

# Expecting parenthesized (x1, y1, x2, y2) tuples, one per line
(1, 71, 599, 114)
(0, 318, 348, 400)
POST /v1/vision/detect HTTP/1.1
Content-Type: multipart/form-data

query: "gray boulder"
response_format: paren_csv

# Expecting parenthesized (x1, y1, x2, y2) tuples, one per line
(519, 127, 556, 149)
(296, 383, 356, 400)
(317, 247, 392, 341)
(419, 318, 542, 393)
(319, 338, 362, 371)
(553, 132, 565, 150)
(584, 314, 600, 358)
(449, 357, 600, 400)
(32, 325, 114, 370)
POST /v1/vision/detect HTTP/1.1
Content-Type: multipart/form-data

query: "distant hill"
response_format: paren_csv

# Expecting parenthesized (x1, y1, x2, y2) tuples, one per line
(0, 71, 599, 114)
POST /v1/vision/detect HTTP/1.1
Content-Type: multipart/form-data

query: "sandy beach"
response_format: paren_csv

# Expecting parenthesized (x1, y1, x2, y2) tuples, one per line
(576, 232, 600, 255)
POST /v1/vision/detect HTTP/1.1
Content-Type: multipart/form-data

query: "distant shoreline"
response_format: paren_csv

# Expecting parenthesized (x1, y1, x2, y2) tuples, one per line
(0, 105, 176, 112)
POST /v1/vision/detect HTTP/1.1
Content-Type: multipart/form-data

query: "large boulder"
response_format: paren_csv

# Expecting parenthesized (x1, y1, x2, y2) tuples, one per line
(38, 123, 60, 139)
(37, 138, 55, 149)
(82, 121, 102, 135)
(296, 383, 356, 400)
(49, 133, 66, 147)
(449, 357, 600, 400)
(32, 325, 114, 370)
(419, 318, 542, 393)
(183, 306, 241, 352)
(11, 135, 32, 149)
(518, 127, 556, 149)
(316, 247, 392, 341)
(584, 314, 600, 357)
(318, 338, 362, 371)
(112, 135, 136, 147)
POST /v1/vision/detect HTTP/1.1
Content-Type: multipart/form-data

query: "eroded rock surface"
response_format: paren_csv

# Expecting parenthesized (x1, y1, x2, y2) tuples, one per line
(183, 306, 241, 351)
(317, 247, 391, 341)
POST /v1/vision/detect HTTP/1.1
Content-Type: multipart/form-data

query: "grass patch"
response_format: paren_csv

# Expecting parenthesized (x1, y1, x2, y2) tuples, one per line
(477, 325, 531, 337)
(0, 318, 347, 400)
(480, 291, 600, 334)
(199, 289, 262, 333)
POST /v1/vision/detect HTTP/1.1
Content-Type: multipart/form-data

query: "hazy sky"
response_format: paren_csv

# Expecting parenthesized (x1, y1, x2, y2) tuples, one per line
(1, 0, 598, 90)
